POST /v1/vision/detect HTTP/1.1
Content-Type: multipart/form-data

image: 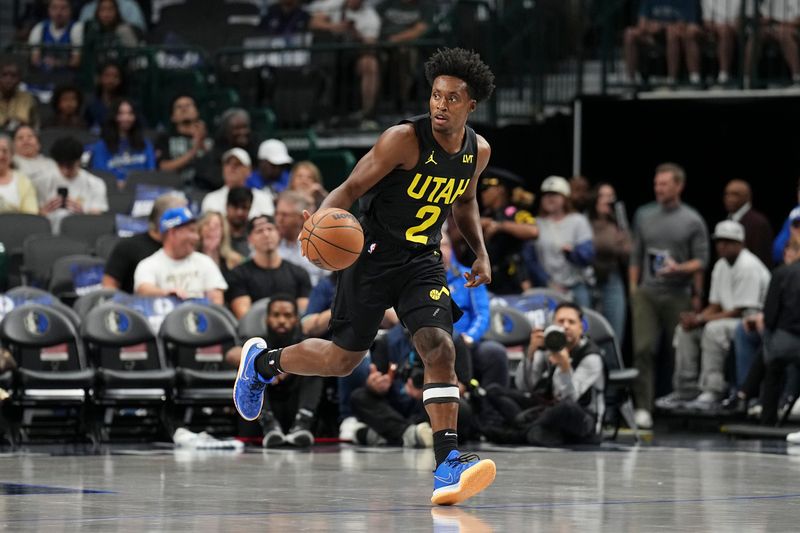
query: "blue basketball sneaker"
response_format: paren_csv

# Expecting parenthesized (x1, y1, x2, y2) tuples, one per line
(233, 337, 272, 421)
(431, 450, 496, 506)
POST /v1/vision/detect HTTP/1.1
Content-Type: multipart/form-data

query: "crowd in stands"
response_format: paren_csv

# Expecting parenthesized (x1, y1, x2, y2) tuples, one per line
(624, 0, 800, 89)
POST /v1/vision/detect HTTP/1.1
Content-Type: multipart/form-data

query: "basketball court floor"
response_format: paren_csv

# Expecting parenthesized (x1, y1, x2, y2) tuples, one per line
(2, 435, 800, 531)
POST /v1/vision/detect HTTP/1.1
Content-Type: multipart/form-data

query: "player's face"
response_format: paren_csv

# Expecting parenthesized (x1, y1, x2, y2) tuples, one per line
(429, 75, 475, 134)
(553, 307, 583, 348)
(266, 301, 298, 336)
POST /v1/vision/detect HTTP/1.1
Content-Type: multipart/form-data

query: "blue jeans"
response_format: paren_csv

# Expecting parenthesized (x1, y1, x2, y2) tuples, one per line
(733, 323, 761, 389)
(337, 355, 371, 421)
(570, 282, 592, 309)
(592, 271, 627, 342)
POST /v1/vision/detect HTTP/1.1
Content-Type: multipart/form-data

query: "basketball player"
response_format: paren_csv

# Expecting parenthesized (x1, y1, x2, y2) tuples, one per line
(233, 48, 496, 506)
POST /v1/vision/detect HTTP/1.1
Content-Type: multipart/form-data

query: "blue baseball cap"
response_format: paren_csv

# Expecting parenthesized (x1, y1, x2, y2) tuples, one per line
(159, 206, 195, 233)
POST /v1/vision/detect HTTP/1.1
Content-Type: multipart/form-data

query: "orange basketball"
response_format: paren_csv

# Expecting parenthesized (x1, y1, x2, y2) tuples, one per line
(300, 208, 364, 271)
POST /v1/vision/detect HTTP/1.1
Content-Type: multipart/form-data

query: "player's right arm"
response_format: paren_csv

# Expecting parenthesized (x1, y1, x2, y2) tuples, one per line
(318, 124, 418, 212)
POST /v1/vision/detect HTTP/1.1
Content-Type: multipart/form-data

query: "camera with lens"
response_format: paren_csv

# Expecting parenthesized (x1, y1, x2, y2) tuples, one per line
(399, 356, 425, 389)
(543, 324, 568, 352)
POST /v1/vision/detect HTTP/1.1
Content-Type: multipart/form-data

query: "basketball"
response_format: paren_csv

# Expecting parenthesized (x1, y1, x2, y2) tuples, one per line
(300, 208, 364, 271)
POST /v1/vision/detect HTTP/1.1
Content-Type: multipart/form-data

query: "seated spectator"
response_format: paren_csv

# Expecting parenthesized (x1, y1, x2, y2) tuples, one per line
(0, 59, 39, 131)
(656, 221, 771, 411)
(84, 62, 127, 132)
(746, 0, 800, 86)
(623, 0, 702, 86)
(87, 98, 156, 184)
(275, 190, 326, 285)
(441, 231, 509, 389)
(201, 148, 274, 218)
(477, 167, 538, 295)
(79, 0, 146, 31)
(196, 211, 243, 278)
(225, 295, 322, 448)
(12, 125, 57, 192)
(722, 179, 773, 267)
(226, 214, 312, 319)
(155, 95, 212, 182)
(45, 83, 87, 129)
(310, 0, 381, 124)
(38, 136, 108, 233)
(0, 134, 38, 214)
(772, 178, 800, 265)
(82, 0, 140, 62)
(349, 323, 474, 448)
(134, 206, 228, 305)
(587, 182, 632, 342)
(378, 0, 433, 110)
(288, 160, 328, 209)
(247, 139, 293, 193)
(484, 303, 605, 446)
(569, 175, 591, 214)
(225, 186, 254, 257)
(530, 175, 595, 307)
(692, 0, 742, 86)
(260, 0, 311, 36)
(195, 108, 259, 192)
(28, 0, 83, 71)
(102, 192, 187, 292)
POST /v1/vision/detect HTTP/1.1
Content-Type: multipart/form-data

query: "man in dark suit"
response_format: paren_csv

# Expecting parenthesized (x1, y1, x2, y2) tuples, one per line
(723, 180, 773, 268)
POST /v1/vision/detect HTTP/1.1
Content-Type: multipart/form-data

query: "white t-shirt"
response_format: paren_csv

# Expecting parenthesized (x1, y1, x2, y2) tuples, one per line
(201, 186, 275, 217)
(0, 175, 20, 212)
(308, 0, 382, 39)
(134, 249, 228, 298)
(534, 212, 594, 287)
(40, 168, 109, 233)
(28, 20, 84, 46)
(761, 0, 800, 21)
(709, 248, 771, 311)
(13, 154, 58, 195)
(702, 0, 743, 23)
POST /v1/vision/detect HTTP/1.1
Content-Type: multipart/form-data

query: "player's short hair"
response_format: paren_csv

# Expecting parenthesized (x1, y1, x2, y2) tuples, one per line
(424, 47, 495, 102)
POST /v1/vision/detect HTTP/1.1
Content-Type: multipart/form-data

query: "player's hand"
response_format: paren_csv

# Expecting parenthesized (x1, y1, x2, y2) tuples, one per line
(464, 256, 491, 288)
(298, 209, 312, 256)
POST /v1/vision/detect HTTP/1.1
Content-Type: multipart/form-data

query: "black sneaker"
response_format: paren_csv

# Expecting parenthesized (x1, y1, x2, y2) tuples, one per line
(285, 408, 315, 448)
(261, 413, 285, 448)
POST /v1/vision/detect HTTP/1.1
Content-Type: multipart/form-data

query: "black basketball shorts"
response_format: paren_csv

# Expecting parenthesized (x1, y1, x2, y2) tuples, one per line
(330, 237, 463, 352)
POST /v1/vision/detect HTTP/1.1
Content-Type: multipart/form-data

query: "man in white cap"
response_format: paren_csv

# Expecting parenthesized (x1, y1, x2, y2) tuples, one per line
(247, 139, 294, 193)
(656, 220, 770, 412)
(134, 206, 228, 305)
(201, 148, 274, 217)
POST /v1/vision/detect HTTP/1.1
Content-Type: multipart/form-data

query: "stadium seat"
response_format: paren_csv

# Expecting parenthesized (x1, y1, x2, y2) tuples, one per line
(582, 307, 639, 440)
(95, 233, 123, 261)
(48, 254, 106, 303)
(4, 286, 82, 329)
(125, 170, 185, 191)
(0, 213, 52, 287)
(107, 190, 135, 215)
(158, 303, 239, 433)
(81, 303, 176, 440)
(60, 213, 116, 251)
(38, 127, 97, 155)
(237, 297, 269, 340)
(73, 288, 120, 319)
(483, 305, 532, 348)
(0, 303, 95, 444)
(21, 234, 90, 288)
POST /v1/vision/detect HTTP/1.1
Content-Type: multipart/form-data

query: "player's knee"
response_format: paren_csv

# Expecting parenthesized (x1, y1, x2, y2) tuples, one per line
(329, 351, 367, 377)
(414, 327, 455, 368)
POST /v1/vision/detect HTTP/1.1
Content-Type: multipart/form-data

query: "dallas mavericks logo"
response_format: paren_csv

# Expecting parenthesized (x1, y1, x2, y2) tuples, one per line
(24, 310, 49, 336)
(184, 311, 209, 335)
(105, 310, 130, 335)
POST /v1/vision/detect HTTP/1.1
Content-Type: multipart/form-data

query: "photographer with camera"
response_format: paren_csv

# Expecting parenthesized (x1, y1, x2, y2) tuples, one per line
(483, 302, 606, 447)
(349, 323, 474, 448)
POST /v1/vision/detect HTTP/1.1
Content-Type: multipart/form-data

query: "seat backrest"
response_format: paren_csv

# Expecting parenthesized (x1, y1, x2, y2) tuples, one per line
(60, 214, 117, 250)
(582, 307, 624, 372)
(0, 214, 51, 254)
(107, 190, 135, 215)
(48, 254, 106, 299)
(159, 303, 238, 370)
(491, 289, 568, 330)
(125, 170, 185, 191)
(81, 303, 165, 371)
(3, 287, 81, 329)
(237, 297, 269, 340)
(22, 234, 91, 288)
(0, 303, 86, 371)
(73, 288, 120, 319)
(483, 306, 532, 347)
(38, 127, 97, 155)
(95, 233, 123, 261)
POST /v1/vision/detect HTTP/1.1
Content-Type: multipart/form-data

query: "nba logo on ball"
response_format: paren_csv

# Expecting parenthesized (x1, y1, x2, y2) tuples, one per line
(300, 207, 365, 271)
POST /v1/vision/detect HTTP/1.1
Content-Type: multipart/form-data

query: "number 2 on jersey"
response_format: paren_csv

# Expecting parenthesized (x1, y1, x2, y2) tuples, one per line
(405, 205, 442, 244)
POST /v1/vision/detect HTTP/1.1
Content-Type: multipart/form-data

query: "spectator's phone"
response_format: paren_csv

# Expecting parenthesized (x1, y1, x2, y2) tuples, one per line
(57, 187, 68, 208)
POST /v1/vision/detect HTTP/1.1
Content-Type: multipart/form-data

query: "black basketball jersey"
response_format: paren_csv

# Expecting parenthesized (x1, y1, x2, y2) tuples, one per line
(359, 114, 479, 250)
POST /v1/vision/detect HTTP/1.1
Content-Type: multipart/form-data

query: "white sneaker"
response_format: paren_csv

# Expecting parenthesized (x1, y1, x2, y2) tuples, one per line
(402, 422, 433, 448)
(787, 431, 800, 444)
(634, 409, 653, 429)
(339, 416, 365, 442)
(173, 428, 244, 451)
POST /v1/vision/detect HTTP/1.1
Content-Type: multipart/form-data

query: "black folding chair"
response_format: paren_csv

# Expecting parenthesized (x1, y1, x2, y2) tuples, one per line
(21, 234, 90, 288)
(237, 297, 269, 341)
(60, 213, 116, 251)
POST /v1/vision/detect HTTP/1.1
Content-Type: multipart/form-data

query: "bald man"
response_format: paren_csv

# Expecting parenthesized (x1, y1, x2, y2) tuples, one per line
(723, 180, 773, 267)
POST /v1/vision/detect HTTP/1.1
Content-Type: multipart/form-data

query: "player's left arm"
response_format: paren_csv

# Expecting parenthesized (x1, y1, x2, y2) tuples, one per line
(452, 135, 491, 288)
